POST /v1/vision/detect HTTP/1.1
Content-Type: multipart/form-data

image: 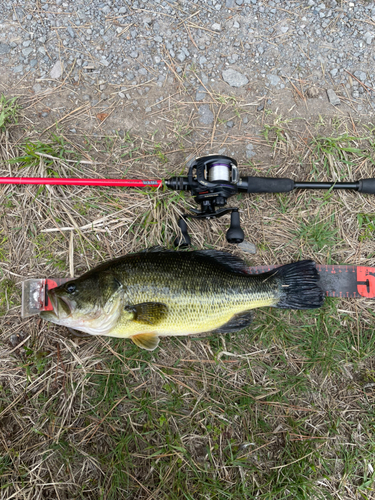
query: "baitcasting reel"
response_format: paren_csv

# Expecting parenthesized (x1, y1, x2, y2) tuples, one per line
(165, 155, 245, 247)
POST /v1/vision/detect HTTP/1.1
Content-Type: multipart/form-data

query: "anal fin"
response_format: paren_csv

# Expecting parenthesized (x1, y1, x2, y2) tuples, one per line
(211, 311, 253, 334)
(131, 333, 160, 351)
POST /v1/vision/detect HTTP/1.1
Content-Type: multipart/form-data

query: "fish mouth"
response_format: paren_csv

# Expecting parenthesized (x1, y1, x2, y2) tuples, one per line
(48, 290, 72, 318)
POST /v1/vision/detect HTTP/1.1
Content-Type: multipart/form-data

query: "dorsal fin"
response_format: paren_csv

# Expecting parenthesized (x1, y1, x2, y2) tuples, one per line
(194, 250, 249, 275)
(139, 245, 168, 253)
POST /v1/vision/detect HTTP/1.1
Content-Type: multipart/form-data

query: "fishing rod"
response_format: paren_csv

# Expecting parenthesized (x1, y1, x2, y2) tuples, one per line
(1, 154, 375, 247)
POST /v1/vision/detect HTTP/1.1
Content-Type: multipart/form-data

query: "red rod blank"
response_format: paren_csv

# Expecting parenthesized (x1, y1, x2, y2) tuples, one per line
(0, 177, 163, 188)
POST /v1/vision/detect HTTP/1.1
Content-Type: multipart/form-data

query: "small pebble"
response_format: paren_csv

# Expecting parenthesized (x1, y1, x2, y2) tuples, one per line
(198, 104, 214, 125)
(50, 60, 62, 79)
(222, 69, 248, 87)
(246, 143, 256, 158)
(327, 88, 340, 106)
(238, 241, 257, 254)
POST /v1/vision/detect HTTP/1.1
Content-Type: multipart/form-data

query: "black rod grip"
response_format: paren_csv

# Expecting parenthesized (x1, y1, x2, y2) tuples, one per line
(358, 179, 375, 194)
(244, 176, 295, 193)
(294, 181, 359, 190)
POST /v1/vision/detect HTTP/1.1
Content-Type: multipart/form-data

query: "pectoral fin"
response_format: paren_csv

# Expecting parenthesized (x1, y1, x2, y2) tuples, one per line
(131, 333, 160, 351)
(124, 302, 168, 325)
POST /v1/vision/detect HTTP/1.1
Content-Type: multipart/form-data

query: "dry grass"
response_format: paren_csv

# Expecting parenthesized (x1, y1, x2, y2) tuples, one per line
(0, 92, 375, 499)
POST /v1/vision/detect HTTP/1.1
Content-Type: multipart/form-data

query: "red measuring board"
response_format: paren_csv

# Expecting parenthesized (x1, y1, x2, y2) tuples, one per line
(247, 264, 375, 299)
(21, 278, 69, 317)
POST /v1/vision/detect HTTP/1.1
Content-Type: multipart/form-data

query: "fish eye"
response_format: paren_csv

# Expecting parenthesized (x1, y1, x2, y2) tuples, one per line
(66, 283, 77, 294)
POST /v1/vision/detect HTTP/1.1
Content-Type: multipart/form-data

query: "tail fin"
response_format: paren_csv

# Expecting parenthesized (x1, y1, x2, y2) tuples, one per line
(274, 260, 324, 309)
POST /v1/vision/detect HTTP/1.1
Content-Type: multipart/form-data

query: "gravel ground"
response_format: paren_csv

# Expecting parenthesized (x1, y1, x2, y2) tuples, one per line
(1, 0, 375, 118)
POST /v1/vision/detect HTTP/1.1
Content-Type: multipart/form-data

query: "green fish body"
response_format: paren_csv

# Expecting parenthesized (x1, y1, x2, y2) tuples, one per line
(41, 250, 323, 350)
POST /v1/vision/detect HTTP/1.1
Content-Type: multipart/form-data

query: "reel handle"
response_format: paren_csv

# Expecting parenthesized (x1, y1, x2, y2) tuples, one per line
(173, 218, 191, 248)
(226, 210, 244, 244)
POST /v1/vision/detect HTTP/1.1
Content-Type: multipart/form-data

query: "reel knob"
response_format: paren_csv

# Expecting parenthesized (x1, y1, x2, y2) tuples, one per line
(226, 210, 244, 244)
(173, 218, 191, 248)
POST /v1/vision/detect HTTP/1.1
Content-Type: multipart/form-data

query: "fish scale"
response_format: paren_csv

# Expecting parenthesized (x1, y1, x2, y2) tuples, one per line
(116, 252, 277, 337)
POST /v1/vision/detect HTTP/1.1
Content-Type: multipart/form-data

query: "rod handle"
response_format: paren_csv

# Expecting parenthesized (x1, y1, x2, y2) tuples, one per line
(241, 176, 295, 193)
(358, 179, 375, 194)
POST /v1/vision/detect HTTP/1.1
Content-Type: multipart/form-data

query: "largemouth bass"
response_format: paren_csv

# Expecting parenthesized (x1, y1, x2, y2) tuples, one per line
(40, 249, 324, 350)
